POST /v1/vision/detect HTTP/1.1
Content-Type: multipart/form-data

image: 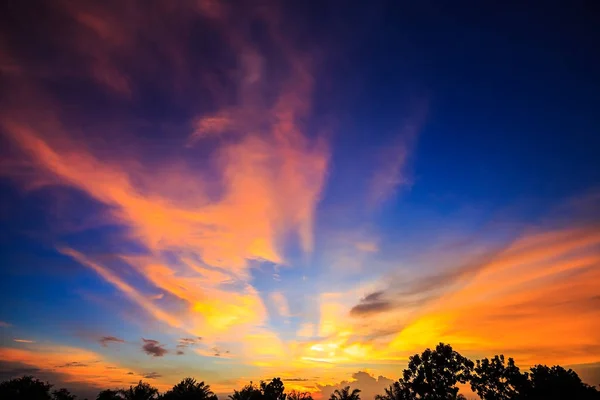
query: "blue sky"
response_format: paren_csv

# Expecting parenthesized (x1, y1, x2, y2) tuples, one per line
(0, 1, 599, 398)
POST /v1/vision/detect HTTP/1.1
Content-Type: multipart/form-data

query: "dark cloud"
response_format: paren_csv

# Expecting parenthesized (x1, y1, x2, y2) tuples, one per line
(181, 337, 203, 344)
(0, 364, 42, 379)
(350, 300, 392, 316)
(176, 350, 185, 355)
(57, 362, 88, 368)
(141, 338, 167, 357)
(283, 378, 309, 382)
(127, 372, 134, 375)
(211, 347, 230, 357)
(99, 336, 125, 347)
(350, 291, 392, 316)
(143, 372, 162, 379)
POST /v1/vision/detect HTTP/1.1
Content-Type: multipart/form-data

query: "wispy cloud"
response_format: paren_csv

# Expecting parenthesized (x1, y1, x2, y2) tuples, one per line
(270, 292, 291, 318)
(0, 321, 11, 328)
(354, 241, 379, 253)
(0, 0, 328, 361)
(177, 337, 203, 349)
(367, 107, 425, 208)
(13, 339, 35, 343)
(59, 248, 182, 330)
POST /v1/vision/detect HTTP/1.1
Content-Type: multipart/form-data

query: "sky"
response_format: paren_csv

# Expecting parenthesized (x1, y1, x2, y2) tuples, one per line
(0, 1, 599, 398)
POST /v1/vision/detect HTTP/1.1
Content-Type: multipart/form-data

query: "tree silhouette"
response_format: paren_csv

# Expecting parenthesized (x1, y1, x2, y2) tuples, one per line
(470, 355, 530, 400)
(119, 381, 159, 400)
(1, 351, 599, 400)
(261, 378, 286, 400)
(96, 389, 121, 400)
(53, 388, 77, 400)
(0, 375, 53, 400)
(526, 364, 600, 400)
(397, 343, 474, 400)
(287, 390, 313, 400)
(162, 377, 218, 400)
(375, 381, 412, 400)
(329, 386, 361, 400)
(229, 382, 262, 400)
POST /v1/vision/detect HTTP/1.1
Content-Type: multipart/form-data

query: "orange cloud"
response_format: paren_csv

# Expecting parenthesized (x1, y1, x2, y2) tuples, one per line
(0, 345, 171, 391)
(291, 219, 600, 370)
(388, 223, 600, 365)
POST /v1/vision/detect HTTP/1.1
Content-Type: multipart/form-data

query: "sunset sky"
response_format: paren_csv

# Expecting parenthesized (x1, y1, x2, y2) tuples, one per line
(1, 1, 599, 399)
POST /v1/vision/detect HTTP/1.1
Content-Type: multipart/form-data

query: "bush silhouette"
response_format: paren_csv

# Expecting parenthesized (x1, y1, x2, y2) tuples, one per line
(0, 376, 53, 400)
(1, 344, 599, 400)
(287, 390, 313, 400)
(329, 386, 361, 400)
(163, 378, 218, 400)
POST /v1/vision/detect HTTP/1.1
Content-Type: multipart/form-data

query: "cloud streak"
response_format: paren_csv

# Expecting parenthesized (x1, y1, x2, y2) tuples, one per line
(99, 336, 125, 347)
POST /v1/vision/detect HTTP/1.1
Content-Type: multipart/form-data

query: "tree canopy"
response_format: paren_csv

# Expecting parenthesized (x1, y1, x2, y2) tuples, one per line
(398, 343, 473, 399)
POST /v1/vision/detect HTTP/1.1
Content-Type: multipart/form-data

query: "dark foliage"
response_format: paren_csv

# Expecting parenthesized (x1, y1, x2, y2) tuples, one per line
(525, 364, 600, 400)
(96, 389, 121, 400)
(53, 388, 78, 400)
(470, 355, 529, 400)
(261, 378, 286, 400)
(0, 376, 53, 400)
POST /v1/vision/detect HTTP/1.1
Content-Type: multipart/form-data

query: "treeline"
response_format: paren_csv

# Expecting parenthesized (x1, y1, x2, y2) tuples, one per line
(1, 343, 599, 400)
